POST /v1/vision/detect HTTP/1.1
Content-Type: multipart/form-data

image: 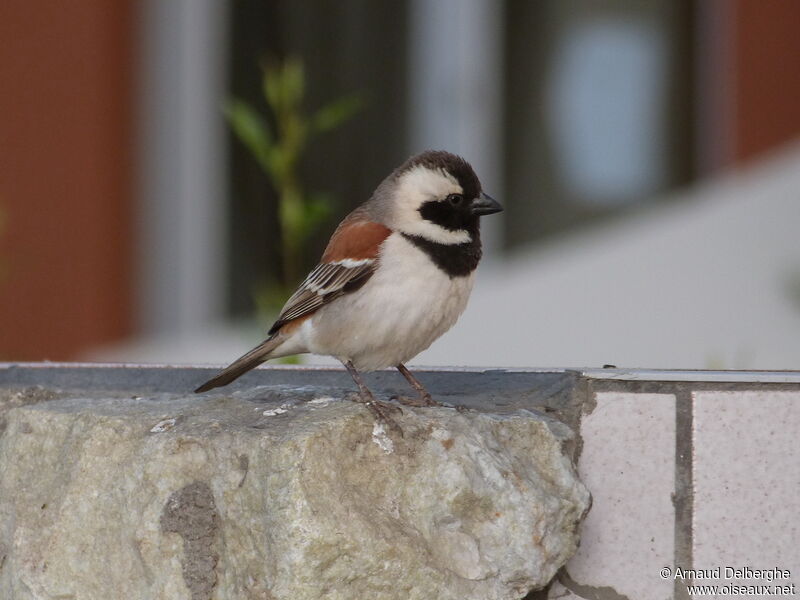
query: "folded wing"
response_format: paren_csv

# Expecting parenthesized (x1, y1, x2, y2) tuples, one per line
(268, 216, 392, 335)
(268, 259, 376, 334)
(194, 216, 391, 393)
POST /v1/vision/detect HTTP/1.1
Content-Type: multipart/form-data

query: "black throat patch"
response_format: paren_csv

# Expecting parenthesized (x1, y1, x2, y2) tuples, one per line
(401, 231, 482, 278)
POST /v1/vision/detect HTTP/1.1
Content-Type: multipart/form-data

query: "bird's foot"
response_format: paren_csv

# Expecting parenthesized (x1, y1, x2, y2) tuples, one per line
(392, 392, 441, 408)
(366, 400, 404, 437)
(348, 392, 403, 436)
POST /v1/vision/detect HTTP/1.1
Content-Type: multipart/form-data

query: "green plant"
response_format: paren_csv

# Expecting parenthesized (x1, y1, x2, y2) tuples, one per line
(225, 57, 363, 293)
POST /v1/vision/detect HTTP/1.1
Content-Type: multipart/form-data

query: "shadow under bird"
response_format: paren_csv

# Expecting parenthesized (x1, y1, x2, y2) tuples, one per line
(195, 150, 503, 433)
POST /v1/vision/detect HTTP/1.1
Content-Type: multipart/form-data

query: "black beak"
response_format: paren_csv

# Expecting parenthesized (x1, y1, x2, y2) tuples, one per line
(470, 192, 503, 216)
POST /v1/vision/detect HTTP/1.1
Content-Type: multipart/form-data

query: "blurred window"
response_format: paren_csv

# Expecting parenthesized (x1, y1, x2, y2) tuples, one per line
(503, 0, 694, 247)
(225, 0, 695, 314)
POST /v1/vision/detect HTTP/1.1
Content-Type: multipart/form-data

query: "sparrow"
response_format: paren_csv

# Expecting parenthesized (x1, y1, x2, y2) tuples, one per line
(195, 150, 502, 433)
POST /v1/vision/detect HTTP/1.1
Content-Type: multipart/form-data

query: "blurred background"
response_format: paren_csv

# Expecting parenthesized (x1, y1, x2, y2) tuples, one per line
(1, 0, 799, 370)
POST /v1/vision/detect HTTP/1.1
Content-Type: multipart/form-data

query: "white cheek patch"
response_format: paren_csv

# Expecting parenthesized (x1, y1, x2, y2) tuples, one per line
(392, 166, 472, 245)
(405, 219, 472, 245)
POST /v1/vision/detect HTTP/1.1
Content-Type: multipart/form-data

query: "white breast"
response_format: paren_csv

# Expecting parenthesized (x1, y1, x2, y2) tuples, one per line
(305, 233, 476, 371)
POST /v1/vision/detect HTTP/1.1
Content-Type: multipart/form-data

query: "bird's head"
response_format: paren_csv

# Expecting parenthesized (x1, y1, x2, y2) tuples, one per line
(380, 150, 503, 245)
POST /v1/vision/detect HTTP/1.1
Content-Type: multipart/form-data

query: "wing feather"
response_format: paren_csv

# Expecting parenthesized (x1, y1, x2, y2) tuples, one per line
(267, 260, 376, 335)
(267, 217, 391, 336)
(194, 216, 389, 392)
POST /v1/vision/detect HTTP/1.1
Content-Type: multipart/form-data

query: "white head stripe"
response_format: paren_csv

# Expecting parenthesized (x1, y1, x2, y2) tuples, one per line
(330, 258, 372, 268)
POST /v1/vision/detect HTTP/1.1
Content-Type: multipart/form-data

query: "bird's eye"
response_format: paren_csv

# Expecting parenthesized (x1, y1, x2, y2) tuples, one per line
(446, 193, 464, 206)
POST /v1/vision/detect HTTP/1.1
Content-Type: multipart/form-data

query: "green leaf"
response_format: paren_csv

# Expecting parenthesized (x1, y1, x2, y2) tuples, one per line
(282, 57, 305, 109)
(263, 57, 305, 115)
(262, 60, 281, 112)
(223, 99, 275, 174)
(281, 113, 308, 163)
(312, 93, 365, 133)
(278, 187, 306, 244)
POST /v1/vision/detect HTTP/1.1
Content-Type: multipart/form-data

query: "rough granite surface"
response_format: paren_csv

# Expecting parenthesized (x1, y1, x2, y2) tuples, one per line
(0, 385, 590, 600)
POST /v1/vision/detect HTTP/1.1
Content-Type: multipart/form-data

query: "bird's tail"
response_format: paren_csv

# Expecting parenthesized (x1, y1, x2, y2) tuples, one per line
(194, 335, 283, 393)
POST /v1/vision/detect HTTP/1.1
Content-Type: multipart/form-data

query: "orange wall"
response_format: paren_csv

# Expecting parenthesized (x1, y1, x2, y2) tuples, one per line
(0, 1, 134, 360)
(733, 0, 800, 161)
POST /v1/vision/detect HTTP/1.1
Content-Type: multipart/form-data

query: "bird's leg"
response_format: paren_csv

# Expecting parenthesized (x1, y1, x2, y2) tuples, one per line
(394, 363, 441, 407)
(342, 360, 403, 435)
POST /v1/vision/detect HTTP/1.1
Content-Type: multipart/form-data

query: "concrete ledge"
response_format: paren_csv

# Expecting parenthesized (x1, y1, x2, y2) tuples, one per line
(0, 363, 581, 413)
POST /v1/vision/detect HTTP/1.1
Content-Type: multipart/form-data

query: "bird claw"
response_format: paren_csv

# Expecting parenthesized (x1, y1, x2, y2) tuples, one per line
(380, 398, 404, 415)
(366, 400, 404, 437)
(392, 393, 441, 408)
(347, 393, 403, 436)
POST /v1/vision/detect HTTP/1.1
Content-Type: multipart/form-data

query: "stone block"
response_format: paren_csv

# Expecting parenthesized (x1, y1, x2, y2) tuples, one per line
(0, 386, 589, 600)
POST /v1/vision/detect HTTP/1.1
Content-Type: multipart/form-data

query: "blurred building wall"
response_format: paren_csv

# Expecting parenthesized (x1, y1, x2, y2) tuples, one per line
(732, 0, 800, 162)
(2, 1, 800, 363)
(0, 1, 135, 360)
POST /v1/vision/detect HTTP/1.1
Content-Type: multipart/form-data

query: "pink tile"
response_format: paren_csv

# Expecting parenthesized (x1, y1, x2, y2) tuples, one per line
(692, 391, 800, 590)
(559, 392, 676, 600)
